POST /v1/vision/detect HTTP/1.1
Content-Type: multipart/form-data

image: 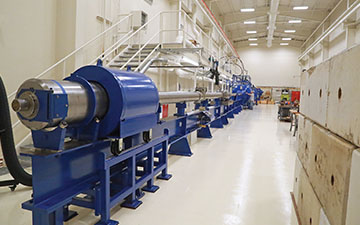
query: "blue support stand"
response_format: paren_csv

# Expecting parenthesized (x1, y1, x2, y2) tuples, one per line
(197, 125, 212, 138)
(210, 118, 223, 128)
(227, 111, 235, 119)
(168, 138, 192, 156)
(221, 115, 229, 125)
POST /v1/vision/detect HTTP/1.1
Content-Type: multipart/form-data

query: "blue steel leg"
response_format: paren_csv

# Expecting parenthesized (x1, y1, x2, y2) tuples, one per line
(221, 115, 229, 125)
(33, 207, 64, 225)
(96, 154, 118, 225)
(168, 137, 192, 157)
(197, 125, 212, 138)
(63, 205, 78, 222)
(210, 118, 224, 128)
(142, 147, 159, 193)
(136, 189, 145, 198)
(228, 110, 235, 119)
(121, 156, 142, 209)
(157, 141, 172, 180)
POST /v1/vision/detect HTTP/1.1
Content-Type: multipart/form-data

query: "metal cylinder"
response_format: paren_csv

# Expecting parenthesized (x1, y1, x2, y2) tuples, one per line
(159, 91, 225, 104)
(159, 91, 202, 104)
(13, 79, 108, 130)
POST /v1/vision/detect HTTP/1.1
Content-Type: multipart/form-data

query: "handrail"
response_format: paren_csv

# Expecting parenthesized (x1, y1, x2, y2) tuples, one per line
(103, 10, 169, 67)
(135, 45, 161, 72)
(119, 32, 160, 70)
(300, 0, 345, 49)
(6, 14, 132, 100)
(90, 30, 133, 65)
(299, 1, 360, 61)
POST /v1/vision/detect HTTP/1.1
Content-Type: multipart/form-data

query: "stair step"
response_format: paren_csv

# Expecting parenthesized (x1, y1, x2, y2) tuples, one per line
(128, 47, 156, 51)
(124, 51, 150, 56)
(126, 48, 153, 52)
(114, 59, 145, 63)
(117, 56, 147, 60)
(109, 63, 140, 68)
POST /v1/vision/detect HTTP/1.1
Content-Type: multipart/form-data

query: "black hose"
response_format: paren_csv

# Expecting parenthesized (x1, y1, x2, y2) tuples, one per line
(0, 76, 32, 186)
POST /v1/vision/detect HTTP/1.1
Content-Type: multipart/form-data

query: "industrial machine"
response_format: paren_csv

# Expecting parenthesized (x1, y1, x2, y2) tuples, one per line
(231, 74, 262, 110)
(2, 62, 248, 225)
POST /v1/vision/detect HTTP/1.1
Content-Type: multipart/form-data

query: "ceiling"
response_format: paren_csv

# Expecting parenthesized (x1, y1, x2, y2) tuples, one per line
(206, 0, 341, 48)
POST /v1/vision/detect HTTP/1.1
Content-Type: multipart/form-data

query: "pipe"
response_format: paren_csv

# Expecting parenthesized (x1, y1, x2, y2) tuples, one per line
(159, 91, 201, 104)
(140, 58, 168, 74)
(0, 76, 32, 186)
(159, 91, 224, 104)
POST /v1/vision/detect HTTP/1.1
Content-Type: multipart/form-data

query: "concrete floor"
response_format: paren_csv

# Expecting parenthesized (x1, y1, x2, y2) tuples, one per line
(0, 105, 299, 225)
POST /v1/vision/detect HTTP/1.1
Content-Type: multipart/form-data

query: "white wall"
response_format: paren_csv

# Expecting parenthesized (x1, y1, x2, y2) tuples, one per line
(0, 0, 58, 153)
(237, 46, 301, 87)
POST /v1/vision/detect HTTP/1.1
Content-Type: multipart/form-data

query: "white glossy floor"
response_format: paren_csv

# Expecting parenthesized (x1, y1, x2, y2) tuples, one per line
(0, 105, 298, 225)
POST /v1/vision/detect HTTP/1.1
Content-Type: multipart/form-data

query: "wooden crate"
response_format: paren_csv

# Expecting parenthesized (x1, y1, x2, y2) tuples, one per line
(345, 149, 360, 225)
(308, 124, 357, 225)
(300, 71, 309, 118)
(293, 162, 322, 225)
(299, 61, 330, 127)
(293, 156, 302, 204)
(327, 45, 360, 147)
(297, 115, 313, 171)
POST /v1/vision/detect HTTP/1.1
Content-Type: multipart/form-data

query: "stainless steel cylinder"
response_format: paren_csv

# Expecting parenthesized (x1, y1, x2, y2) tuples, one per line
(158, 91, 225, 104)
(159, 91, 202, 104)
(13, 79, 108, 130)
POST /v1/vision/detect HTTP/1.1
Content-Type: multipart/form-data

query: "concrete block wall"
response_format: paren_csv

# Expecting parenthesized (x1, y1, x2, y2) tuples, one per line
(293, 44, 360, 225)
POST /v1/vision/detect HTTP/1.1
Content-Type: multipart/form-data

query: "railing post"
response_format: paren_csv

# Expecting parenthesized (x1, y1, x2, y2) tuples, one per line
(63, 61, 67, 78)
(182, 11, 186, 48)
(160, 12, 163, 45)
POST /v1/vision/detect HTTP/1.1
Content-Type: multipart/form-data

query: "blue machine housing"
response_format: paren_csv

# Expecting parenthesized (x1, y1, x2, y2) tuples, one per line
(26, 65, 160, 150)
(68, 65, 159, 138)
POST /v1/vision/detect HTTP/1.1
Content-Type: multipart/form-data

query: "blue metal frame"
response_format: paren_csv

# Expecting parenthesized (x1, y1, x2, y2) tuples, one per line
(22, 132, 171, 225)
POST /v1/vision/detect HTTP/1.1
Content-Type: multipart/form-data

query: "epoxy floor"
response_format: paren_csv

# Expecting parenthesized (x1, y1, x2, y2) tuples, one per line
(0, 105, 298, 225)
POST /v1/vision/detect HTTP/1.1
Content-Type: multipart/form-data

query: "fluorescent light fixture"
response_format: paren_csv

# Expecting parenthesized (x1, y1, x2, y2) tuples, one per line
(246, 31, 257, 34)
(280, 43, 289, 46)
(284, 30, 296, 33)
(289, 19, 302, 24)
(293, 6, 309, 10)
(249, 43, 258, 46)
(282, 38, 292, 41)
(244, 20, 256, 24)
(248, 38, 258, 41)
(241, 8, 255, 12)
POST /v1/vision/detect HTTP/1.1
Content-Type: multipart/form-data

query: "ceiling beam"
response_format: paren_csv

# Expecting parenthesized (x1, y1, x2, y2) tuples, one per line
(267, 0, 280, 47)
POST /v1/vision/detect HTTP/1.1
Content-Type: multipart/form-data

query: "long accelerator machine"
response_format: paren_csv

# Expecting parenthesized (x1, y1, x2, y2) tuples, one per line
(8, 63, 258, 225)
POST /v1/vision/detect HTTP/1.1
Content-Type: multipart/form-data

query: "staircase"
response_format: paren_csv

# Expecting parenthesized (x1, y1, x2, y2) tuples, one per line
(109, 44, 159, 71)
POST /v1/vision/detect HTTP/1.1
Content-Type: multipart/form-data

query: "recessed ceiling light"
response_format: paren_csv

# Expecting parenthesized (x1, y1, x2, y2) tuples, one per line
(249, 43, 258, 46)
(280, 43, 289, 46)
(282, 38, 292, 41)
(241, 8, 255, 12)
(289, 20, 302, 24)
(284, 30, 296, 33)
(246, 31, 257, 34)
(244, 21, 256, 24)
(249, 38, 258, 41)
(293, 6, 309, 10)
